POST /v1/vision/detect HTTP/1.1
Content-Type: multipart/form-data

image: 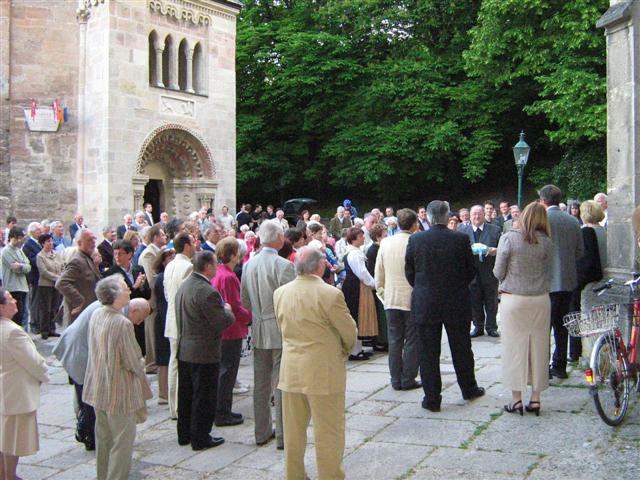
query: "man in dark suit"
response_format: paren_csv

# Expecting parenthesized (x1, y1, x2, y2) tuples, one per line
(55, 229, 102, 326)
(69, 213, 87, 241)
(103, 240, 151, 354)
(176, 251, 234, 451)
(495, 201, 512, 230)
(22, 222, 43, 333)
(116, 214, 137, 239)
(540, 185, 584, 378)
(458, 205, 502, 337)
(202, 225, 221, 253)
(405, 200, 484, 412)
(97, 226, 116, 273)
(417, 206, 430, 231)
(143, 203, 155, 227)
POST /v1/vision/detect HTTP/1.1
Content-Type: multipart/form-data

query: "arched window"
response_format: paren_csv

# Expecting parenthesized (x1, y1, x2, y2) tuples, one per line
(148, 31, 160, 86)
(162, 35, 175, 89)
(193, 42, 204, 94)
(178, 38, 188, 91)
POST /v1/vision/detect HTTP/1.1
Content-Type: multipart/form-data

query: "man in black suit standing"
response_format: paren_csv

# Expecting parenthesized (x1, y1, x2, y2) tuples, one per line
(405, 200, 484, 412)
(495, 201, 512, 230)
(116, 214, 137, 239)
(22, 222, 43, 333)
(69, 213, 87, 241)
(97, 226, 116, 273)
(458, 205, 502, 338)
(175, 251, 234, 451)
(104, 240, 150, 354)
(417, 206, 430, 231)
(143, 203, 155, 227)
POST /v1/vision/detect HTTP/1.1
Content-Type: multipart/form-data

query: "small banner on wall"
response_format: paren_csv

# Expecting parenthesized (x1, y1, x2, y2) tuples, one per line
(23, 103, 68, 132)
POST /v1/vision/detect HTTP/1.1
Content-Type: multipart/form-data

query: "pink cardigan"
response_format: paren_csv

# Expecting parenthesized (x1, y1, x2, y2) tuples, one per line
(211, 264, 252, 340)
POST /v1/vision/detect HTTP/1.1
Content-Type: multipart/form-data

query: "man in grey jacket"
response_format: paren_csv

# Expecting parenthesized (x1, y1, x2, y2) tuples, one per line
(539, 185, 584, 378)
(175, 251, 234, 451)
(241, 220, 295, 449)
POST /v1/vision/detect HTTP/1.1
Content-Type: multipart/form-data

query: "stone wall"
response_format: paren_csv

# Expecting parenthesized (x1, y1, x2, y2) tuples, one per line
(6, 0, 79, 225)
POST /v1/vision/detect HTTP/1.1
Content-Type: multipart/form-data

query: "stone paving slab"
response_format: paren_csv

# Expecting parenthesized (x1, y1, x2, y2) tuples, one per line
(19, 330, 640, 479)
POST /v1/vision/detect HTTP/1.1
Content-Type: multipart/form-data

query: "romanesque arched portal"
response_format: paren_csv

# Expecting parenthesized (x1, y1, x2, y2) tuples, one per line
(132, 123, 217, 217)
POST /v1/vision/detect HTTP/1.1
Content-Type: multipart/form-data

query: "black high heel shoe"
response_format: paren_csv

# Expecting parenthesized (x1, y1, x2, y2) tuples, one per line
(504, 400, 523, 416)
(525, 401, 541, 417)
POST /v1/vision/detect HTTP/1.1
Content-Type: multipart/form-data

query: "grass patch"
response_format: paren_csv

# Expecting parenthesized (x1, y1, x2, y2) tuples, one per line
(459, 411, 503, 449)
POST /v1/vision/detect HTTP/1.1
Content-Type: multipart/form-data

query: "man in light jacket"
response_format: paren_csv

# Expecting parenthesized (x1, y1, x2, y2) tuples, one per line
(274, 247, 357, 479)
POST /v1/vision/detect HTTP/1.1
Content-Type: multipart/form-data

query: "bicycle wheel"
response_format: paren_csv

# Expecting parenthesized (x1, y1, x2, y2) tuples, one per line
(591, 334, 630, 426)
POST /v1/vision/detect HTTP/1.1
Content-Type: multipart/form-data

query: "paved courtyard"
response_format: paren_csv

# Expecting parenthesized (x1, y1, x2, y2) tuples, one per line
(20, 333, 640, 479)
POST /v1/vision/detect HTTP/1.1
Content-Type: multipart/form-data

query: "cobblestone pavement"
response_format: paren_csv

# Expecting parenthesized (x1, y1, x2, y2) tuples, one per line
(21, 333, 640, 480)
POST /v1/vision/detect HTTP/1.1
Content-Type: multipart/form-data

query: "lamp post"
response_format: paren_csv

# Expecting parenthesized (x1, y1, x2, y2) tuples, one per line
(512, 131, 531, 208)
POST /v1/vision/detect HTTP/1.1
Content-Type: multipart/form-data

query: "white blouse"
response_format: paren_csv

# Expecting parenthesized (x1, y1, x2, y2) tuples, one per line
(347, 249, 375, 288)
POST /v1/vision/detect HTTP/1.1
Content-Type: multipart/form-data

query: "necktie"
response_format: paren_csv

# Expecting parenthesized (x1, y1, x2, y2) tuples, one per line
(473, 228, 480, 243)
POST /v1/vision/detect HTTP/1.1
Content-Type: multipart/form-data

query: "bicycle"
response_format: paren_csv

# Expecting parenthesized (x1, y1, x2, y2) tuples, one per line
(562, 276, 640, 426)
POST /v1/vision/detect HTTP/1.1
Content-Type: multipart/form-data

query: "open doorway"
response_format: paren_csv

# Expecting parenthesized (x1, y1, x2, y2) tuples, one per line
(143, 179, 164, 223)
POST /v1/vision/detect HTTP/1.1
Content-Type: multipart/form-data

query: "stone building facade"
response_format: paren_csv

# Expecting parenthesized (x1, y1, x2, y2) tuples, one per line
(0, 0, 240, 229)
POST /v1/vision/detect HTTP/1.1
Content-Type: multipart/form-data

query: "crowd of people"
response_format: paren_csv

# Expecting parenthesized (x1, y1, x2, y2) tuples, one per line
(0, 188, 611, 480)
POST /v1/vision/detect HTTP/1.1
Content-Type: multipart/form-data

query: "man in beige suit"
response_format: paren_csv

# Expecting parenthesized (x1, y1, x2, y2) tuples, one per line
(274, 247, 357, 480)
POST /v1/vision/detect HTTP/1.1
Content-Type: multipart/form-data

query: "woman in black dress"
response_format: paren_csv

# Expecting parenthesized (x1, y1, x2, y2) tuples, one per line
(152, 249, 175, 404)
(366, 224, 389, 351)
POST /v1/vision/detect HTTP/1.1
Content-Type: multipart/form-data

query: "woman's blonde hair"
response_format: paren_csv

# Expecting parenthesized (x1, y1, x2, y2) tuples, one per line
(216, 236, 239, 265)
(519, 201, 550, 244)
(580, 200, 605, 224)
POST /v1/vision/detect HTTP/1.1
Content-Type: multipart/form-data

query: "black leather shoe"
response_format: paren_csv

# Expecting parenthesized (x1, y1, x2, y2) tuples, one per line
(75, 433, 95, 451)
(256, 430, 276, 446)
(470, 327, 484, 338)
(391, 384, 402, 391)
(49, 332, 61, 337)
(487, 330, 500, 338)
(462, 387, 486, 401)
(421, 399, 441, 412)
(178, 438, 190, 446)
(402, 381, 422, 391)
(215, 416, 244, 427)
(192, 436, 225, 451)
(41, 333, 49, 340)
(230, 412, 243, 419)
(549, 367, 568, 379)
(277, 444, 284, 450)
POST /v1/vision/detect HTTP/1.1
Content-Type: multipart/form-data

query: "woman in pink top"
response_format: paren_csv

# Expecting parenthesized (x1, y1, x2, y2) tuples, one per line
(211, 237, 252, 427)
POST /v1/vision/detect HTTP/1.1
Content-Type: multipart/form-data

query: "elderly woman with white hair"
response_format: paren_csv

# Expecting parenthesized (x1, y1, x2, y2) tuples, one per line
(82, 276, 151, 480)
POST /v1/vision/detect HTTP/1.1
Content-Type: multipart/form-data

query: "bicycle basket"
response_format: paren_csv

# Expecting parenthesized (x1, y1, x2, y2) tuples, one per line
(562, 304, 621, 337)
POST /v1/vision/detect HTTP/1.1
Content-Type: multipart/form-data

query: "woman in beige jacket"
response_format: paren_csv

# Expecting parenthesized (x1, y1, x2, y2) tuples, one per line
(493, 202, 552, 416)
(0, 288, 49, 480)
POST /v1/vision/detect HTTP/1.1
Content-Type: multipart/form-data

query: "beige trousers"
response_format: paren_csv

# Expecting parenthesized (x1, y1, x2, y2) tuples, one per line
(168, 338, 179, 419)
(95, 410, 136, 480)
(282, 391, 346, 480)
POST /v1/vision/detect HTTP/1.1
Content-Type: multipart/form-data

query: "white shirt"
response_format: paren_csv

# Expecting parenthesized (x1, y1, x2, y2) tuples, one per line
(346, 249, 375, 288)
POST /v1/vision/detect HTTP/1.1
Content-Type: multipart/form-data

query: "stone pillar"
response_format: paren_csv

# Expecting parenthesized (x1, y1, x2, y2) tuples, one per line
(185, 48, 195, 94)
(76, 4, 90, 217)
(597, 0, 640, 278)
(132, 174, 149, 212)
(154, 42, 164, 88)
(169, 43, 179, 90)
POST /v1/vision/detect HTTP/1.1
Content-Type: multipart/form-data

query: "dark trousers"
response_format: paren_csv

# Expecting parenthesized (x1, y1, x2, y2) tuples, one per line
(177, 360, 219, 447)
(469, 279, 498, 332)
(37, 286, 61, 335)
(216, 339, 242, 421)
(74, 381, 96, 443)
(569, 288, 583, 359)
(9, 291, 26, 326)
(28, 284, 39, 331)
(417, 319, 478, 405)
(386, 309, 420, 388)
(550, 291, 573, 371)
(134, 322, 146, 357)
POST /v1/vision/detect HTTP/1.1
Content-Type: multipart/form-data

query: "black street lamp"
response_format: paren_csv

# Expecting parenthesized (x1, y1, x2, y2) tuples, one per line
(513, 131, 531, 208)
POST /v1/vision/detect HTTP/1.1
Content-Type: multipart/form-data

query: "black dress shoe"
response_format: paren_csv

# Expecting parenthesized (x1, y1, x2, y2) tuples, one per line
(41, 333, 49, 340)
(192, 436, 225, 451)
(277, 444, 284, 450)
(401, 380, 422, 391)
(178, 438, 190, 446)
(549, 367, 568, 379)
(462, 387, 486, 401)
(230, 412, 243, 419)
(391, 384, 402, 391)
(421, 399, 441, 412)
(256, 430, 276, 446)
(470, 327, 484, 338)
(487, 330, 500, 338)
(215, 416, 244, 427)
(75, 433, 95, 451)
(49, 332, 61, 337)
(348, 351, 369, 361)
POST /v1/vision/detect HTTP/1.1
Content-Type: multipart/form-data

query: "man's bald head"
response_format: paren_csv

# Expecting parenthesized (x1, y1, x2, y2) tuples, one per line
(128, 298, 151, 325)
(78, 229, 97, 255)
(294, 246, 325, 276)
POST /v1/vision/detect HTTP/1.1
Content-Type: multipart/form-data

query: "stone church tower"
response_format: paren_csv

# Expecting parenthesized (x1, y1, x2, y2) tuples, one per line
(0, 0, 240, 228)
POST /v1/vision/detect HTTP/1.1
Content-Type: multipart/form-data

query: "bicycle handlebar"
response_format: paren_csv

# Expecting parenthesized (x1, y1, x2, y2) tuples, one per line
(593, 275, 640, 295)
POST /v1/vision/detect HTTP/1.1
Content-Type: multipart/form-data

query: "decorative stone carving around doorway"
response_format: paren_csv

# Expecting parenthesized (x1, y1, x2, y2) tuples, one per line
(134, 123, 217, 217)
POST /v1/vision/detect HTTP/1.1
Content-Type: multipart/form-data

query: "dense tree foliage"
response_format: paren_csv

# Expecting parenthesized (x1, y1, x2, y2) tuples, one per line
(236, 0, 608, 205)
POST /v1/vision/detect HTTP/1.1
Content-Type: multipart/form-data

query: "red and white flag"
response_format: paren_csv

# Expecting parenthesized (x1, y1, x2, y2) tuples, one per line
(52, 99, 60, 122)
